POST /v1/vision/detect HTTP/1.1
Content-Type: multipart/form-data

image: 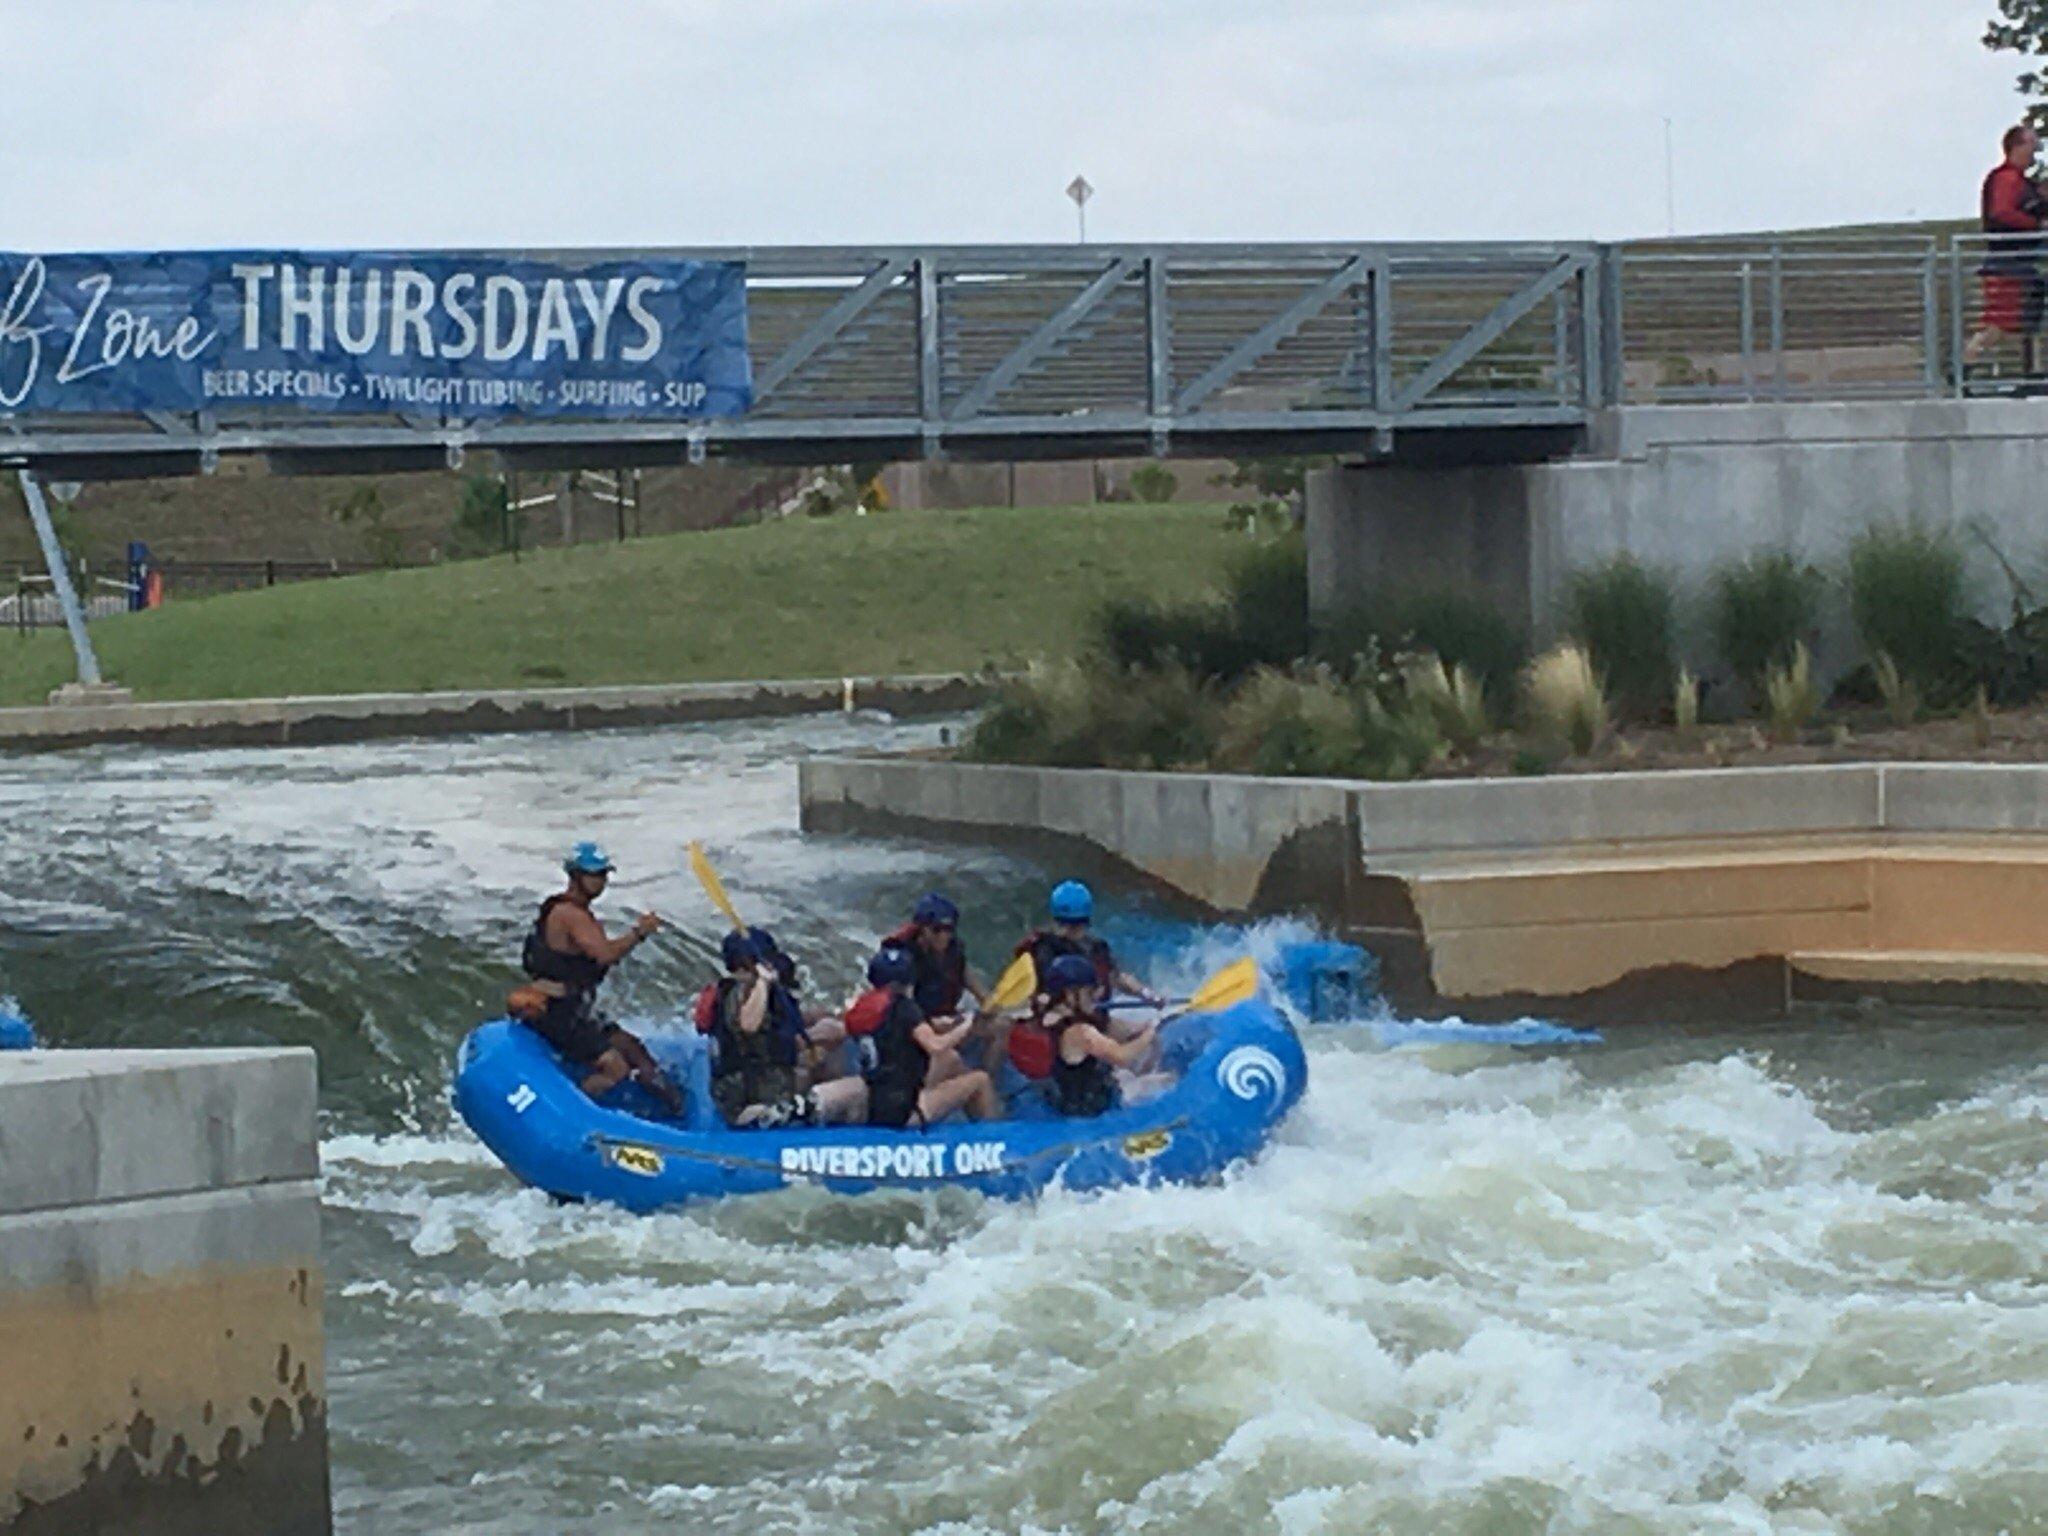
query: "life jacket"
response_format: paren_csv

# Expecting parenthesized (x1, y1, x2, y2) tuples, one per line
(705, 979, 801, 1126)
(1009, 1001, 1106, 1082)
(844, 986, 895, 1037)
(890, 922, 969, 1018)
(1051, 1026, 1117, 1118)
(855, 991, 929, 1099)
(519, 896, 610, 1028)
(699, 977, 801, 1063)
(1019, 930, 1116, 992)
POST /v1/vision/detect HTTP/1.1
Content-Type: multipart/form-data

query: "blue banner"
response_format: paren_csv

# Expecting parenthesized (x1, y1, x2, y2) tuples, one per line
(0, 251, 751, 420)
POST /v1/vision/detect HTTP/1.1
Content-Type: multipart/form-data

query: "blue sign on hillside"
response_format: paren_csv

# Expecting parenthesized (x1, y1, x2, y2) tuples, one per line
(0, 251, 751, 420)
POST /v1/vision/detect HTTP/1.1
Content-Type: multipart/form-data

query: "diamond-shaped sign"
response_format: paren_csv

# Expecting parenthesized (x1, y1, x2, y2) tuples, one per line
(1066, 176, 1094, 207)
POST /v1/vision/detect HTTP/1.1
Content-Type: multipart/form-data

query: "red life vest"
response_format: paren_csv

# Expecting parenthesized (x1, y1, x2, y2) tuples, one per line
(844, 987, 895, 1037)
(1008, 1019, 1057, 1080)
(692, 983, 720, 1033)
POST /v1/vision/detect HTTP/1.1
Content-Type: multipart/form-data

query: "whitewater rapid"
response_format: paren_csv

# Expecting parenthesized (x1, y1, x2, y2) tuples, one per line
(8, 717, 2048, 1533)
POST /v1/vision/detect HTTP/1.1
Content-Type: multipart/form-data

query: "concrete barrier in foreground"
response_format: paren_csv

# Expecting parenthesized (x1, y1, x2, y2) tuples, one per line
(0, 1049, 327, 1536)
(800, 757, 2048, 1019)
(0, 672, 990, 753)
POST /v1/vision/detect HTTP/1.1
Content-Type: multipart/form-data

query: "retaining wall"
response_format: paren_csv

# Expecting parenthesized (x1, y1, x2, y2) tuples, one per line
(0, 1049, 327, 1536)
(800, 757, 2048, 1018)
(0, 672, 988, 753)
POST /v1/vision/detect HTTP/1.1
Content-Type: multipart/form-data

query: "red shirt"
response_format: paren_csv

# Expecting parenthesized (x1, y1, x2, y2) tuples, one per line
(1984, 163, 2041, 233)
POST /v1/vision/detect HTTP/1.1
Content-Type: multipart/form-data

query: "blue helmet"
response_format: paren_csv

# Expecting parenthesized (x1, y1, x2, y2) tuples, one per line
(1049, 880, 1094, 924)
(867, 945, 916, 988)
(1045, 953, 1099, 994)
(912, 893, 959, 928)
(564, 841, 614, 876)
(721, 930, 760, 970)
(748, 926, 800, 989)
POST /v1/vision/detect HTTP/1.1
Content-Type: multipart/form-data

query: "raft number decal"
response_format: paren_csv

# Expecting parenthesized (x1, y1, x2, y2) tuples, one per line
(605, 1143, 666, 1178)
(1218, 1046, 1287, 1101)
(780, 1142, 1007, 1180)
(1123, 1129, 1172, 1160)
(506, 1084, 537, 1114)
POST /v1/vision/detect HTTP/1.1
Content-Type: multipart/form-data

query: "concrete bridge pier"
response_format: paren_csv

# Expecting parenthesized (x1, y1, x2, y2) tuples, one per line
(1306, 400, 2048, 670)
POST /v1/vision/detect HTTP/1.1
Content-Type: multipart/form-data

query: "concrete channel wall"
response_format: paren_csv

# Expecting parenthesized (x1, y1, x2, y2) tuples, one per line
(0, 1049, 327, 1536)
(800, 757, 2048, 1018)
(0, 672, 989, 753)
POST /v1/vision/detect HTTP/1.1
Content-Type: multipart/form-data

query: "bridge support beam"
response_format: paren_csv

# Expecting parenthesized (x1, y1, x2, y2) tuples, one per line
(1307, 399, 2048, 688)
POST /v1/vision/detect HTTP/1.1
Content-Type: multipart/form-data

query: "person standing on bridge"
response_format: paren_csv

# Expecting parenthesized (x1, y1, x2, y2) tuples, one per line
(1966, 125, 2048, 379)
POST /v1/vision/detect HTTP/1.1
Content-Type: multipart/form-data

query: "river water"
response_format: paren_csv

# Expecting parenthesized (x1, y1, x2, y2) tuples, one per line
(6, 718, 2048, 1535)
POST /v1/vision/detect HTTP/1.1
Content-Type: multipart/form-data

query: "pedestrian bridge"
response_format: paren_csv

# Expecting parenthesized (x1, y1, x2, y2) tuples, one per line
(0, 234, 2015, 477)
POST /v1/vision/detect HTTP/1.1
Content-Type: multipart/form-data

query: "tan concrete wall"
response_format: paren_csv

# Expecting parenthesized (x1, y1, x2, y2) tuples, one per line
(0, 1050, 327, 1535)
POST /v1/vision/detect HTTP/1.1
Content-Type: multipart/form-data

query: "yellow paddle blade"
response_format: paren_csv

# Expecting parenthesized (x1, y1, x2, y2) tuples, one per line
(1184, 956, 1260, 1015)
(686, 841, 743, 931)
(986, 951, 1038, 1012)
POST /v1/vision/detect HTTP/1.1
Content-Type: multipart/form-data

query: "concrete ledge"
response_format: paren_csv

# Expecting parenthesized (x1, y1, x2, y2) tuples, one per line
(0, 672, 991, 753)
(0, 1050, 327, 1535)
(799, 757, 2048, 1018)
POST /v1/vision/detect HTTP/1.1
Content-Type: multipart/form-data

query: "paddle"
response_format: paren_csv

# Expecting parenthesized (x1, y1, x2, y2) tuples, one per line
(985, 950, 1038, 1012)
(1172, 956, 1260, 1018)
(687, 840, 745, 932)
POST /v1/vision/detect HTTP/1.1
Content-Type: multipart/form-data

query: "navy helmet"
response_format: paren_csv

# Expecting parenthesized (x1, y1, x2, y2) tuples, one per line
(720, 930, 760, 971)
(867, 945, 916, 988)
(912, 892, 959, 928)
(1049, 880, 1094, 924)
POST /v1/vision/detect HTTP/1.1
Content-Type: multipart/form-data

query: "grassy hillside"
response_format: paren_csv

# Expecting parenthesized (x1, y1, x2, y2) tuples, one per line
(0, 504, 1250, 706)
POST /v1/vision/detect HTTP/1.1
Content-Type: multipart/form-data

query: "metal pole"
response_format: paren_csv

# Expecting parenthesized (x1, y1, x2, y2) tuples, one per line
(1920, 243, 1940, 395)
(18, 470, 103, 686)
(1950, 240, 1967, 398)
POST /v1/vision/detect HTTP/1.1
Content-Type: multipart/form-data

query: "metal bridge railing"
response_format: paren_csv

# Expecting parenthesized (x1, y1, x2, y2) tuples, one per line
(1617, 237, 1946, 404)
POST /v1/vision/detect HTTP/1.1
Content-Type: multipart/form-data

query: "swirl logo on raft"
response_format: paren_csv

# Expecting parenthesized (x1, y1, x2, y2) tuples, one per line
(780, 1142, 1006, 1180)
(1218, 1046, 1287, 1101)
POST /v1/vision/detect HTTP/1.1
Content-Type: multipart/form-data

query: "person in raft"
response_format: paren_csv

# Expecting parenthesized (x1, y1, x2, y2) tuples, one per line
(1018, 880, 1165, 1023)
(698, 930, 867, 1128)
(1033, 953, 1174, 1116)
(512, 842, 684, 1113)
(733, 924, 851, 1073)
(846, 945, 1000, 1129)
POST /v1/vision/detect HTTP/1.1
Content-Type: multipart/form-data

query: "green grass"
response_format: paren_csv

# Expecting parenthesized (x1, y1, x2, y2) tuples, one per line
(0, 505, 1249, 706)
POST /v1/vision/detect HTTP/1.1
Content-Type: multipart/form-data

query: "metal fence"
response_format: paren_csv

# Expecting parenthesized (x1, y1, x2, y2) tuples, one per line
(1615, 232, 2048, 405)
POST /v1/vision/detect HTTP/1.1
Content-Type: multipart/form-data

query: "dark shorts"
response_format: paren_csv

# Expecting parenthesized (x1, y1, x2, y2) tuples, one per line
(527, 1001, 617, 1067)
(711, 1064, 798, 1125)
(866, 1082, 922, 1130)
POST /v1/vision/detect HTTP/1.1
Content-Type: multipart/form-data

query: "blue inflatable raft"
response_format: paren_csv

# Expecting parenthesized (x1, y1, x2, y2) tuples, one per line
(0, 1010, 37, 1051)
(454, 999, 1306, 1210)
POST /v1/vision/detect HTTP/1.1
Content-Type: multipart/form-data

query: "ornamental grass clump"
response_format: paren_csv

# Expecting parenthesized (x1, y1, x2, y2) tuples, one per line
(1710, 551, 1824, 700)
(1563, 556, 1677, 720)
(1525, 643, 1609, 756)
(1762, 642, 1820, 741)
(1872, 651, 1920, 726)
(1401, 652, 1490, 752)
(1213, 666, 1364, 777)
(1315, 588, 1525, 704)
(1847, 524, 1970, 701)
(1673, 666, 1701, 733)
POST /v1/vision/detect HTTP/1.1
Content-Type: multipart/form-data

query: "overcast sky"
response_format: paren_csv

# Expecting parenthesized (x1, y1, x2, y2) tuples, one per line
(0, 0, 2028, 249)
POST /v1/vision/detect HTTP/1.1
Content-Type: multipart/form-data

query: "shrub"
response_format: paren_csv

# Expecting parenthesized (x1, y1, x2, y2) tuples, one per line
(1315, 588, 1525, 702)
(1088, 536, 1309, 684)
(1213, 667, 1364, 777)
(1563, 556, 1676, 720)
(1129, 464, 1179, 503)
(1525, 643, 1609, 755)
(1710, 551, 1824, 696)
(1356, 692, 1449, 781)
(965, 661, 1219, 770)
(1762, 643, 1820, 740)
(1847, 524, 1969, 699)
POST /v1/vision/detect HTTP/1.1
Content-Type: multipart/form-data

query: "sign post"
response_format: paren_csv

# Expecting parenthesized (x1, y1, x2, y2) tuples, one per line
(1066, 176, 1094, 243)
(17, 470, 112, 698)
